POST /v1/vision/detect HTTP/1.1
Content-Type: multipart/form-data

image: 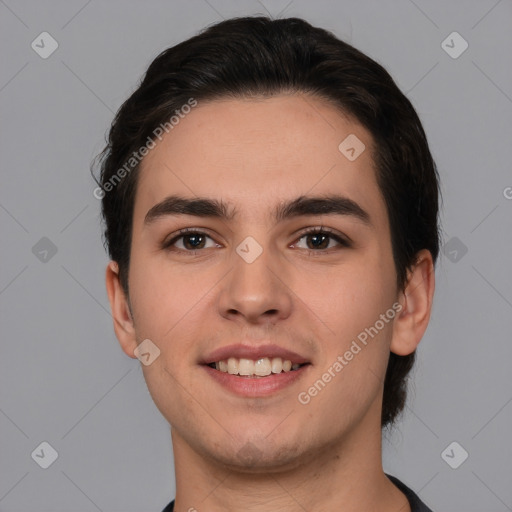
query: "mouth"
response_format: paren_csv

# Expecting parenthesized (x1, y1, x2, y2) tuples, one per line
(205, 357, 310, 378)
(200, 344, 312, 396)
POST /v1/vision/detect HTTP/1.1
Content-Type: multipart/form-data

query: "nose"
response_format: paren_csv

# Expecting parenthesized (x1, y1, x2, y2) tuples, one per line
(217, 241, 293, 326)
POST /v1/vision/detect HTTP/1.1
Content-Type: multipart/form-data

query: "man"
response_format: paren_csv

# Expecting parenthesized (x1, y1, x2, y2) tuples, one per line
(95, 16, 439, 511)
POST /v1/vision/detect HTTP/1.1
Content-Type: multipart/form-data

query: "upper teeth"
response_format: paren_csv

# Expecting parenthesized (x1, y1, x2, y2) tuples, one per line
(214, 357, 301, 376)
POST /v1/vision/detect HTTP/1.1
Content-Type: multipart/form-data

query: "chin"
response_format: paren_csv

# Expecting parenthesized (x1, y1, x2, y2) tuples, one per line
(192, 429, 321, 474)
(213, 443, 306, 474)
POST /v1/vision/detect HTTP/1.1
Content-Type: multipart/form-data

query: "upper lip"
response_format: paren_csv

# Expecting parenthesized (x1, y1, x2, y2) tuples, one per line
(202, 343, 310, 365)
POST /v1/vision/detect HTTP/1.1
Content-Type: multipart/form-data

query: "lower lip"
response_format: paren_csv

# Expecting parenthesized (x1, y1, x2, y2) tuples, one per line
(202, 364, 311, 397)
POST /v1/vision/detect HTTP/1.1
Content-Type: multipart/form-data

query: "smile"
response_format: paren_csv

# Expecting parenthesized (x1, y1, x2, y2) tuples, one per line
(203, 361, 311, 397)
(208, 357, 306, 377)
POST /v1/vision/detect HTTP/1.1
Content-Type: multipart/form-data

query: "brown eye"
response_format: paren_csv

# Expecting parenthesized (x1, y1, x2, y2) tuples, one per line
(293, 228, 350, 252)
(180, 233, 207, 250)
(163, 230, 219, 252)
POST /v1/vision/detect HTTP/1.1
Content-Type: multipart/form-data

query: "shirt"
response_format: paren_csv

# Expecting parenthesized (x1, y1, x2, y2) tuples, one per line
(161, 473, 433, 511)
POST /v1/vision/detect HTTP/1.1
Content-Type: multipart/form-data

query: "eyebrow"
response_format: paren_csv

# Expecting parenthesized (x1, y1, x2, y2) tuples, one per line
(143, 194, 372, 227)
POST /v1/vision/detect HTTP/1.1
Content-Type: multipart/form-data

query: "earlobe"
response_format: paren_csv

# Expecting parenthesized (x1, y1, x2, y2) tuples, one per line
(105, 261, 138, 359)
(390, 249, 435, 356)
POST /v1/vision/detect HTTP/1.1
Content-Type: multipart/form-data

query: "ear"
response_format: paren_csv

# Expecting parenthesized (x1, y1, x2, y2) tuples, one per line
(390, 249, 435, 356)
(105, 260, 138, 359)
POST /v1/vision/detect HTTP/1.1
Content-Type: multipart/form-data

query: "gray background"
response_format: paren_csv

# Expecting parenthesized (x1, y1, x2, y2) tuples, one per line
(1, 0, 511, 510)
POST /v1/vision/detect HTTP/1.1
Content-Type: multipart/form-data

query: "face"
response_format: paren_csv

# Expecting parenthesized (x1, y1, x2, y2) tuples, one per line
(115, 94, 403, 471)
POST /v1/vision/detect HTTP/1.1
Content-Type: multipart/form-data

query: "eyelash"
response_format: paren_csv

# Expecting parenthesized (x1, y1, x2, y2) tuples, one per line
(161, 226, 351, 256)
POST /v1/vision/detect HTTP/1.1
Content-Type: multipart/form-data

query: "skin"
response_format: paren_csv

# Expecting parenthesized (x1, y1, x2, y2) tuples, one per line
(106, 93, 434, 512)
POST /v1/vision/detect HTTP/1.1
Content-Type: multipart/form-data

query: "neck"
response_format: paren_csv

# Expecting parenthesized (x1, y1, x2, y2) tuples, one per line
(170, 402, 410, 512)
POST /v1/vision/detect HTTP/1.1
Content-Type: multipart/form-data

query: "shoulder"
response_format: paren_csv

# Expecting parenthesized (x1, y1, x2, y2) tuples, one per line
(161, 499, 174, 512)
(386, 473, 434, 512)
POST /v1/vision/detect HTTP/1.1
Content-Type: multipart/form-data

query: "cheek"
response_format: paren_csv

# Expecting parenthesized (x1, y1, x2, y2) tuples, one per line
(128, 247, 208, 335)
(293, 250, 396, 401)
(295, 256, 393, 339)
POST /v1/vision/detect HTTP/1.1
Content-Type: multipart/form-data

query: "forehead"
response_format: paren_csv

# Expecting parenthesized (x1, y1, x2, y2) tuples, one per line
(133, 93, 386, 228)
